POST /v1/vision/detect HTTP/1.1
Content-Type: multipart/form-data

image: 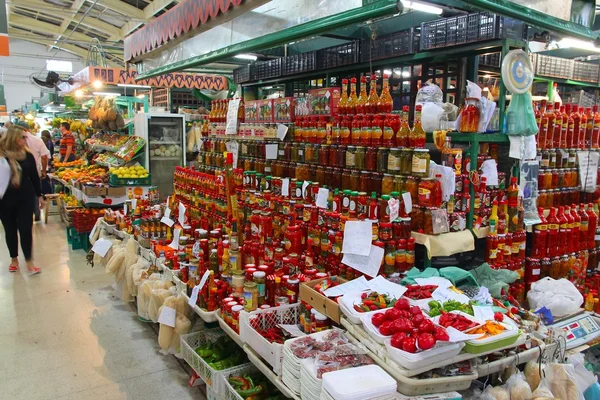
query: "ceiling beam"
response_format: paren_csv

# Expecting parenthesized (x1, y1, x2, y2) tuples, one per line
(97, 0, 144, 19)
(10, 14, 109, 47)
(8, 28, 121, 67)
(121, 0, 174, 36)
(10, 0, 123, 39)
(59, 0, 85, 42)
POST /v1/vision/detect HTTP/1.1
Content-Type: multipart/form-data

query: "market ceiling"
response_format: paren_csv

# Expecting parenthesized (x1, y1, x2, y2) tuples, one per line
(6, 0, 180, 67)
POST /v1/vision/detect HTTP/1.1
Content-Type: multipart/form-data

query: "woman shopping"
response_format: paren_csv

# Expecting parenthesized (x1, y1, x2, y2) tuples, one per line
(0, 126, 42, 275)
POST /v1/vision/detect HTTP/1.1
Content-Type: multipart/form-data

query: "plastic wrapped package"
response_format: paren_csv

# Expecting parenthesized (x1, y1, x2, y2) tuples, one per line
(524, 361, 542, 392)
(169, 313, 192, 354)
(545, 363, 582, 400)
(415, 83, 443, 109)
(532, 377, 554, 398)
(105, 247, 125, 275)
(506, 371, 533, 400)
(137, 275, 161, 319)
(484, 386, 510, 400)
(158, 318, 174, 352)
(126, 258, 141, 296)
(123, 239, 138, 268)
(422, 102, 445, 132)
(174, 294, 189, 318)
(568, 353, 598, 396)
(527, 278, 584, 317)
(89, 223, 102, 245)
(148, 287, 177, 323)
(121, 279, 133, 303)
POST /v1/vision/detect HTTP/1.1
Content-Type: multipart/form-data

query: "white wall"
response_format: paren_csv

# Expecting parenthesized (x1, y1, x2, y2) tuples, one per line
(0, 39, 86, 111)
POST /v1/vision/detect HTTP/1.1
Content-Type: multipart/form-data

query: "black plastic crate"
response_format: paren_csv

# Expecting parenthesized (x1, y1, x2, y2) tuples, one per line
(420, 12, 526, 51)
(533, 54, 574, 80)
(360, 29, 419, 63)
(479, 52, 501, 68)
(254, 59, 282, 80)
(233, 65, 254, 83)
(316, 41, 359, 69)
(572, 61, 599, 83)
(282, 52, 316, 76)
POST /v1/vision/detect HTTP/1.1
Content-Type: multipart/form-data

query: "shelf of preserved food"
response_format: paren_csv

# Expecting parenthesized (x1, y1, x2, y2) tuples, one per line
(150, 156, 181, 160)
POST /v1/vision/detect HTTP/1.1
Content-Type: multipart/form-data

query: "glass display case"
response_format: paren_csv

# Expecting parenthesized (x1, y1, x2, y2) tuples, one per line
(135, 113, 186, 199)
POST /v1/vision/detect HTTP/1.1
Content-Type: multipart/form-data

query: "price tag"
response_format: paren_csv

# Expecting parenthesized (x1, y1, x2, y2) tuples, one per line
(164, 207, 171, 218)
(158, 306, 176, 327)
(282, 178, 290, 197)
(168, 228, 181, 250)
(388, 198, 399, 222)
(316, 188, 329, 209)
(123, 202, 128, 215)
(302, 180, 309, 199)
(160, 216, 174, 227)
(188, 285, 200, 307)
(178, 202, 186, 224)
(266, 144, 279, 160)
(88, 222, 98, 241)
(91, 238, 112, 257)
(277, 123, 288, 141)
(225, 98, 241, 135)
(402, 192, 412, 213)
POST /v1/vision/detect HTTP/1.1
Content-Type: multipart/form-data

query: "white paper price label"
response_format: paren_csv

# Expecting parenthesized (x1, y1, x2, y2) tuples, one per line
(91, 238, 112, 257)
(388, 198, 399, 222)
(158, 306, 176, 327)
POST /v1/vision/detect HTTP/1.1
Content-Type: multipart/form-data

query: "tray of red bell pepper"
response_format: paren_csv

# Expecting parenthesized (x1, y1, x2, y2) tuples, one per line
(403, 284, 438, 300)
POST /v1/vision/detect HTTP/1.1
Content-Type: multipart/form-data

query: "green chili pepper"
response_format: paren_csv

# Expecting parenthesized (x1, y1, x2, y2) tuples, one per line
(237, 384, 264, 397)
(228, 376, 250, 390)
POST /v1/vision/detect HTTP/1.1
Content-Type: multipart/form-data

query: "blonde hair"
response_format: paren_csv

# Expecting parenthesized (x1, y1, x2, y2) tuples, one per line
(0, 126, 28, 186)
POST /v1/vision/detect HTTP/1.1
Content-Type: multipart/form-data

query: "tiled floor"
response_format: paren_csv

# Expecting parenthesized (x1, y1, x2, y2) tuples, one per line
(0, 216, 204, 400)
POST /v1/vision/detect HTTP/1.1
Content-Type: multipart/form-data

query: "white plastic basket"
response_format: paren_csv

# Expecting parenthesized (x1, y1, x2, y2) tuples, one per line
(221, 363, 260, 400)
(240, 302, 302, 376)
(180, 328, 252, 394)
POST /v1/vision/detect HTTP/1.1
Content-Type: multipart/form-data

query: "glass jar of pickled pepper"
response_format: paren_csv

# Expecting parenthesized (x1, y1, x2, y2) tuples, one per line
(388, 148, 401, 173)
(346, 146, 356, 169)
(377, 147, 388, 173)
(355, 146, 366, 171)
(412, 149, 430, 178)
(382, 174, 395, 195)
(365, 147, 377, 171)
(400, 149, 413, 175)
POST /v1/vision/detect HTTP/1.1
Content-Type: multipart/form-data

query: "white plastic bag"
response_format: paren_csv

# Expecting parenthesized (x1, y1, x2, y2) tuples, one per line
(532, 377, 554, 398)
(545, 363, 584, 400)
(527, 277, 584, 317)
(568, 353, 598, 396)
(422, 102, 444, 132)
(506, 371, 533, 400)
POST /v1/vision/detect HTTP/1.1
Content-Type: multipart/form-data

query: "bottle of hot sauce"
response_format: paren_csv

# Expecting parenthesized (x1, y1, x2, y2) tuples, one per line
(572, 106, 582, 149)
(560, 105, 569, 149)
(338, 79, 349, 116)
(557, 206, 570, 255)
(586, 107, 594, 149)
(570, 205, 581, 251)
(553, 102, 563, 148)
(498, 200, 508, 235)
(366, 75, 379, 114)
(378, 74, 393, 113)
(356, 76, 368, 115)
(368, 192, 379, 221)
(544, 103, 555, 150)
(533, 207, 548, 258)
(347, 78, 358, 115)
(396, 107, 410, 148)
(412, 105, 426, 148)
(592, 105, 600, 149)
(538, 100, 548, 150)
(587, 203, 598, 249)
(534, 102, 541, 130)
(547, 207, 560, 257)
(578, 203, 589, 251)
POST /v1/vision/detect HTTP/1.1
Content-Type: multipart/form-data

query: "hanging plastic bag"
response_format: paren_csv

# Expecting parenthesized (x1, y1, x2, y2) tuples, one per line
(527, 278, 584, 317)
(532, 377, 555, 398)
(568, 353, 598, 396)
(545, 363, 584, 400)
(506, 371, 533, 400)
(506, 91, 538, 136)
(483, 385, 510, 400)
(422, 102, 444, 132)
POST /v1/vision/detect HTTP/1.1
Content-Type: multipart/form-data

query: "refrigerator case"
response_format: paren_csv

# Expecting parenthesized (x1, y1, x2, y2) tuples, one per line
(135, 113, 186, 199)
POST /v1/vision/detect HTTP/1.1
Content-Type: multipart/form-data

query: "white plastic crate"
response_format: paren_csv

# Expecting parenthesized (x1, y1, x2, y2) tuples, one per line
(240, 303, 302, 376)
(180, 328, 252, 394)
(221, 363, 260, 400)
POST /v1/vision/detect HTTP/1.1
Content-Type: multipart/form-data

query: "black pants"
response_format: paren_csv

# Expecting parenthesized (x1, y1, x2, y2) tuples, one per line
(0, 198, 34, 260)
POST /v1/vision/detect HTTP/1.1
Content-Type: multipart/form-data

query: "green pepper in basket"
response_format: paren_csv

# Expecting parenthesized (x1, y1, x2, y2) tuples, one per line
(238, 384, 264, 397)
(228, 376, 250, 390)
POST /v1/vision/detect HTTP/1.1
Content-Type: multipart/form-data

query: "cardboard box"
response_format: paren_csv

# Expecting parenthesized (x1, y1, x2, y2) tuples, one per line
(299, 276, 347, 324)
(81, 184, 107, 197)
(273, 97, 295, 122)
(106, 186, 127, 197)
(308, 87, 341, 117)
